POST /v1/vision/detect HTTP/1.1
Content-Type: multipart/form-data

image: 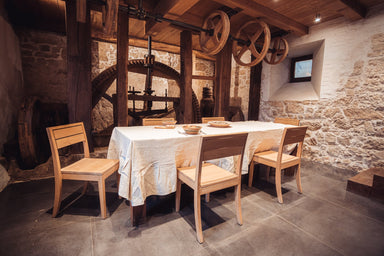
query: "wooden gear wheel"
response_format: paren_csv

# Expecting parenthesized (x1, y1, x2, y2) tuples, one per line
(264, 37, 289, 65)
(232, 20, 271, 67)
(199, 10, 230, 55)
(91, 60, 202, 123)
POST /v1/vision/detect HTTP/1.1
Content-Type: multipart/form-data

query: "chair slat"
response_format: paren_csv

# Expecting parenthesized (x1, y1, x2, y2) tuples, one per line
(142, 118, 175, 126)
(53, 124, 84, 139)
(55, 133, 86, 149)
(201, 117, 225, 123)
(283, 126, 307, 146)
(274, 117, 300, 126)
(201, 133, 248, 161)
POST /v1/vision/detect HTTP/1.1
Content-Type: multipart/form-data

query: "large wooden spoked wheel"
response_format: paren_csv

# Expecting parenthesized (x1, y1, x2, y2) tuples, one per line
(264, 37, 289, 65)
(199, 10, 230, 56)
(232, 20, 271, 67)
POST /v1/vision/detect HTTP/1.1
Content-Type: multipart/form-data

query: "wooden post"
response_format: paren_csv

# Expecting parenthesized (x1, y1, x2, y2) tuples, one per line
(214, 41, 232, 119)
(248, 61, 262, 120)
(180, 30, 193, 124)
(116, 9, 129, 126)
(66, 0, 92, 149)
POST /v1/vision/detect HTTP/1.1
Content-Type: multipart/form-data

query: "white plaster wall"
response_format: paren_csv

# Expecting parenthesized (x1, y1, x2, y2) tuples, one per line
(282, 5, 384, 100)
(260, 4, 384, 172)
(0, 16, 24, 154)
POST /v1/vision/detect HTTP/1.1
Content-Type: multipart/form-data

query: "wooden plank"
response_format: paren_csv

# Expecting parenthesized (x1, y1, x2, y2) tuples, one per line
(104, 0, 119, 36)
(192, 75, 215, 81)
(211, 0, 308, 36)
(128, 94, 180, 102)
(56, 133, 86, 149)
(338, 0, 367, 20)
(76, 0, 87, 23)
(214, 41, 232, 119)
(180, 30, 193, 124)
(116, 9, 129, 127)
(145, 0, 200, 36)
(248, 61, 262, 120)
(53, 125, 83, 139)
(66, 0, 93, 150)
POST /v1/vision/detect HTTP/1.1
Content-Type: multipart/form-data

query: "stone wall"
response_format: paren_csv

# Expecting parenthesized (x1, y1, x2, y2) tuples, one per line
(0, 14, 24, 188)
(0, 15, 24, 154)
(18, 29, 67, 103)
(231, 54, 251, 119)
(260, 5, 384, 173)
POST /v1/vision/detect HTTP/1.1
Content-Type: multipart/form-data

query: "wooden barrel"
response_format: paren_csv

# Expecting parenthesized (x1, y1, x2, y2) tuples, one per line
(18, 97, 68, 169)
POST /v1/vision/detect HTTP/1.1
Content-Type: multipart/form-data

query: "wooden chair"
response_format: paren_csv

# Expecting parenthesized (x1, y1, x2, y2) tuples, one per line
(248, 126, 307, 203)
(274, 117, 300, 126)
(142, 117, 175, 126)
(273, 117, 300, 178)
(201, 116, 225, 123)
(201, 117, 226, 202)
(46, 122, 120, 218)
(176, 132, 248, 243)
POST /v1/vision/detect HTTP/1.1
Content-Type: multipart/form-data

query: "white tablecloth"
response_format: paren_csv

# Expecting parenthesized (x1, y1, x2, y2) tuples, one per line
(107, 121, 290, 206)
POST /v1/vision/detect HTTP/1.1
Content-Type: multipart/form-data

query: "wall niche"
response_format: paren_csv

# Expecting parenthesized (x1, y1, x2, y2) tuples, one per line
(262, 40, 325, 101)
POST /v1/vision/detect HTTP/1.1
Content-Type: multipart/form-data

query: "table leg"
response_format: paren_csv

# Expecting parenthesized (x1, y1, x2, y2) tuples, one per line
(130, 202, 147, 226)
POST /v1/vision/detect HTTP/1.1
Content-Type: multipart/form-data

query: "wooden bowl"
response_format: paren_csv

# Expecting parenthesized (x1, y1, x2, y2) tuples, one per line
(182, 125, 202, 135)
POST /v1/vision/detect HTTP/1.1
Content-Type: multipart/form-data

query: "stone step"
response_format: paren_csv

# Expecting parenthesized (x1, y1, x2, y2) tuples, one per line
(347, 167, 384, 200)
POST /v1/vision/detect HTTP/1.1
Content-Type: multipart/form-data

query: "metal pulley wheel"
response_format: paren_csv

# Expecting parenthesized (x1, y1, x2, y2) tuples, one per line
(232, 20, 271, 67)
(199, 10, 230, 55)
(264, 37, 289, 65)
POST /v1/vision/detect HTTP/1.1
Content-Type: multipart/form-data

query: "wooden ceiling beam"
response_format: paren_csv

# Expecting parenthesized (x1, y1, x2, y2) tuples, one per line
(338, 0, 367, 20)
(211, 0, 308, 36)
(145, 0, 200, 36)
(91, 30, 215, 61)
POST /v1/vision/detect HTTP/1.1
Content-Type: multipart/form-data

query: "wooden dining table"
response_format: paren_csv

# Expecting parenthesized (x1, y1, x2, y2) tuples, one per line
(107, 120, 292, 223)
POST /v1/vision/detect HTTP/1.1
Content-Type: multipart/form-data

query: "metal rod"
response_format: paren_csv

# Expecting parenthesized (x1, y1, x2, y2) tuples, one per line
(120, 5, 211, 33)
(148, 35, 152, 55)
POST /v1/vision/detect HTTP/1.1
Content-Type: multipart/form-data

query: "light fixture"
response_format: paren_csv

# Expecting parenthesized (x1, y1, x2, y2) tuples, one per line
(314, 13, 321, 23)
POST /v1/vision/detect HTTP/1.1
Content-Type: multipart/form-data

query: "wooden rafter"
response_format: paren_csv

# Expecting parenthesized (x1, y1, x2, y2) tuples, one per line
(145, 0, 200, 36)
(211, 0, 308, 36)
(103, 0, 119, 35)
(338, 0, 367, 20)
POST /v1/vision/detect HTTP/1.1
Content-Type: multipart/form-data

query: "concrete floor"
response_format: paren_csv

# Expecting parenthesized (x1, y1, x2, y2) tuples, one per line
(1, 165, 384, 256)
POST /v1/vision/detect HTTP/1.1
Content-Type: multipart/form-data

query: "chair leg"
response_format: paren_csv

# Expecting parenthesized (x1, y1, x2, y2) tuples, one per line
(248, 160, 254, 187)
(275, 167, 283, 204)
(116, 171, 120, 192)
(296, 164, 303, 193)
(266, 167, 271, 182)
(52, 178, 63, 217)
(205, 193, 210, 203)
(81, 181, 89, 195)
(194, 190, 204, 243)
(116, 171, 121, 199)
(175, 179, 181, 212)
(98, 179, 107, 219)
(234, 184, 243, 225)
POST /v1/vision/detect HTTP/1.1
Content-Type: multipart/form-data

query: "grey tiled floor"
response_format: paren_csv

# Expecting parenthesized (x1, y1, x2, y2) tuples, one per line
(1, 166, 383, 256)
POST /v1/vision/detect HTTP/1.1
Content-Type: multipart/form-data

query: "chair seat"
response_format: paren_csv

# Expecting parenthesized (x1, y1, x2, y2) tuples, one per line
(178, 163, 238, 188)
(253, 150, 300, 168)
(62, 158, 119, 176)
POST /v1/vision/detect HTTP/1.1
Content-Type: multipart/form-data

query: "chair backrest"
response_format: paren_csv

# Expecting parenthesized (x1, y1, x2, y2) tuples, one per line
(46, 122, 89, 177)
(142, 118, 175, 126)
(277, 126, 307, 161)
(195, 133, 248, 184)
(274, 117, 300, 126)
(201, 116, 225, 123)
